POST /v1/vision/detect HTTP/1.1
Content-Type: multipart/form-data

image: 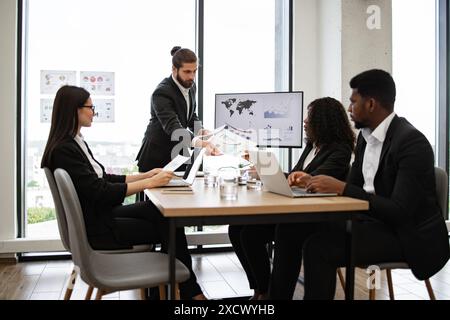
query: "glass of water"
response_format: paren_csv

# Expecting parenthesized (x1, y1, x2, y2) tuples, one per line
(247, 179, 263, 191)
(218, 167, 239, 201)
(204, 170, 218, 187)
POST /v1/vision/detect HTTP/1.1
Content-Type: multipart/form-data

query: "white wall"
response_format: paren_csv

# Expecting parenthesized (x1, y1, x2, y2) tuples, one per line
(294, 0, 392, 106)
(341, 0, 393, 101)
(0, 0, 18, 249)
(317, 0, 342, 100)
(292, 0, 319, 106)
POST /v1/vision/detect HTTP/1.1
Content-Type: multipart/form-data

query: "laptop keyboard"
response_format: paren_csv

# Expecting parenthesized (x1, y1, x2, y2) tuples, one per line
(291, 187, 310, 195)
(167, 179, 190, 187)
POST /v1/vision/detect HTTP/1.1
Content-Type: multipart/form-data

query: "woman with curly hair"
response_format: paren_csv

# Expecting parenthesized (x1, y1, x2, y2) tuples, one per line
(228, 97, 355, 300)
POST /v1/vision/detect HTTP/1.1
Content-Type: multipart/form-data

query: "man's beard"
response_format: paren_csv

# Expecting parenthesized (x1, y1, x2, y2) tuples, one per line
(353, 121, 365, 129)
(177, 74, 194, 89)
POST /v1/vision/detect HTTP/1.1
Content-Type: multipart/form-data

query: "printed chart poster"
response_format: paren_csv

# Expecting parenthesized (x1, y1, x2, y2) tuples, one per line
(40, 70, 76, 95)
(40, 99, 54, 123)
(92, 99, 115, 123)
(81, 71, 115, 95)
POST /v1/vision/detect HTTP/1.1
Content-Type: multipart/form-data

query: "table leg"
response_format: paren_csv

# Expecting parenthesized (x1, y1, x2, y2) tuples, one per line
(168, 218, 176, 300)
(345, 217, 355, 300)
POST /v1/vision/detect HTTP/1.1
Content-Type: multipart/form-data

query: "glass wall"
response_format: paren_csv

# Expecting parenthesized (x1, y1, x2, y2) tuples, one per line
(201, 0, 290, 234)
(24, 0, 195, 238)
(202, 0, 285, 129)
(392, 0, 437, 149)
(23, 0, 290, 240)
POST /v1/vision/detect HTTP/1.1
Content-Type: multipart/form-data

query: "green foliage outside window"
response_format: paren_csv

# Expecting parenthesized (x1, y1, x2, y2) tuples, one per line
(27, 207, 56, 224)
(27, 180, 39, 188)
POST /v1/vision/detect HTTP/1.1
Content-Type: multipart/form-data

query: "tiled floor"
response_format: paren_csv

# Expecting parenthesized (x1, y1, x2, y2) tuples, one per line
(2, 251, 450, 300)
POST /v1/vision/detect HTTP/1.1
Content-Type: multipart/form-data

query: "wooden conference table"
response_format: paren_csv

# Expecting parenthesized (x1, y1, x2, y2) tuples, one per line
(145, 179, 369, 300)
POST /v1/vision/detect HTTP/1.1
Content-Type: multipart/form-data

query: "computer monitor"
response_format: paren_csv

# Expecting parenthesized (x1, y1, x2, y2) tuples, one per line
(214, 91, 304, 148)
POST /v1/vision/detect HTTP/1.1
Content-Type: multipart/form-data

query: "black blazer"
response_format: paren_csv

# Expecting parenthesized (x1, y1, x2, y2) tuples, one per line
(290, 142, 352, 181)
(136, 76, 202, 172)
(49, 138, 127, 243)
(343, 116, 449, 280)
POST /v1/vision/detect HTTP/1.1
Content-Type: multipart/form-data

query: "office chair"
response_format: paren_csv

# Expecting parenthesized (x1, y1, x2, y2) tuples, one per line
(53, 168, 189, 300)
(45, 168, 154, 299)
(337, 166, 448, 300)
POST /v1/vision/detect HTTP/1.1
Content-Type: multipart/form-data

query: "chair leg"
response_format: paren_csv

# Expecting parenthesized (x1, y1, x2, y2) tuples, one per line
(386, 269, 395, 300)
(369, 271, 376, 300)
(85, 286, 94, 300)
(140, 288, 147, 300)
(175, 283, 180, 300)
(337, 268, 346, 290)
(95, 289, 105, 300)
(425, 279, 436, 300)
(159, 285, 167, 300)
(63, 266, 78, 300)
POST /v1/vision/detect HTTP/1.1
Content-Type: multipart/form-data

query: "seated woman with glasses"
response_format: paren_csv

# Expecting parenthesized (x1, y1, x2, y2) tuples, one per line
(41, 85, 206, 300)
(228, 97, 355, 300)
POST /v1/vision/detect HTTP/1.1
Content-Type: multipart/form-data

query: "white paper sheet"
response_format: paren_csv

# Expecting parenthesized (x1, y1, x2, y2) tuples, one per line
(92, 99, 115, 123)
(163, 155, 191, 172)
(80, 71, 115, 95)
(40, 70, 76, 94)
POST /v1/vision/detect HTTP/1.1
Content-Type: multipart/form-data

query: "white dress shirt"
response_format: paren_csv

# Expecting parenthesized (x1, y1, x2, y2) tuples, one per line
(172, 74, 190, 118)
(74, 134, 103, 178)
(361, 112, 396, 194)
(302, 145, 318, 170)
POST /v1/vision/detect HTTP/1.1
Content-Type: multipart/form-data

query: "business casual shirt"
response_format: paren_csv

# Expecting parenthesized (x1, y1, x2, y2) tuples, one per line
(302, 145, 318, 170)
(361, 112, 396, 194)
(172, 74, 190, 118)
(74, 134, 103, 178)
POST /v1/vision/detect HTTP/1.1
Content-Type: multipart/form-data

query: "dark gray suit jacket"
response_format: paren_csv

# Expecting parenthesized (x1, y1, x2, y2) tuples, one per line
(136, 76, 202, 172)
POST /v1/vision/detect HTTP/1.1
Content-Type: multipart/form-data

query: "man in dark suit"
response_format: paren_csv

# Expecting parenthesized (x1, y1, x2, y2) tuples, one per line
(136, 46, 219, 173)
(135, 47, 219, 300)
(297, 69, 449, 299)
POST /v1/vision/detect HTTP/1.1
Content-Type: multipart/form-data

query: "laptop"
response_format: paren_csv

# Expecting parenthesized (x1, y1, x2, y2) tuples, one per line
(164, 148, 206, 187)
(249, 150, 337, 198)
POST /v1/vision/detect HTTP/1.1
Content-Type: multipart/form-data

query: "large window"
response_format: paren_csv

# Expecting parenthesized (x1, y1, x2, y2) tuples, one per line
(23, 0, 291, 240)
(201, 0, 290, 234)
(392, 0, 437, 149)
(202, 0, 289, 129)
(24, 0, 195, 238)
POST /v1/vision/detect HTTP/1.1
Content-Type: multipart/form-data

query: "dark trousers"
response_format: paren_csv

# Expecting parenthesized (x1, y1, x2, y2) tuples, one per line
(228, 224, 275, 293)
(269, 222, 323, 299)
(302, 219, 404, 300)
(100, 200, 202, 299)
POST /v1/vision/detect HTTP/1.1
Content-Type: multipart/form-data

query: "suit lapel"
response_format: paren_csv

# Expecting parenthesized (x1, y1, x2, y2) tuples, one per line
(378, 115, 399, 167)
(292, 143, 313, 172)
(304, 144, 328, 172)
(349, 133, 366, 186)
(188, 89, 195, 121)
(168, 76, 188, 125)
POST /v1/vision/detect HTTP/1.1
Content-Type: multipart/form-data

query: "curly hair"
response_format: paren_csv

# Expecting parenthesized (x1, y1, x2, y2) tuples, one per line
(305, 97, 355, 150)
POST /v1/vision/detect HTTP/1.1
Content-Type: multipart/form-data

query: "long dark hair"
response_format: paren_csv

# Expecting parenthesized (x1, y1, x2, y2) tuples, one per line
(41, 85, 90, 168)
(306, 97, 355, 150)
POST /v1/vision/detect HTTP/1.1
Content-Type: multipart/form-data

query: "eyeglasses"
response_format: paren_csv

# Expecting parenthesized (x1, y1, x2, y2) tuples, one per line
(80, 105, 96, 112)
